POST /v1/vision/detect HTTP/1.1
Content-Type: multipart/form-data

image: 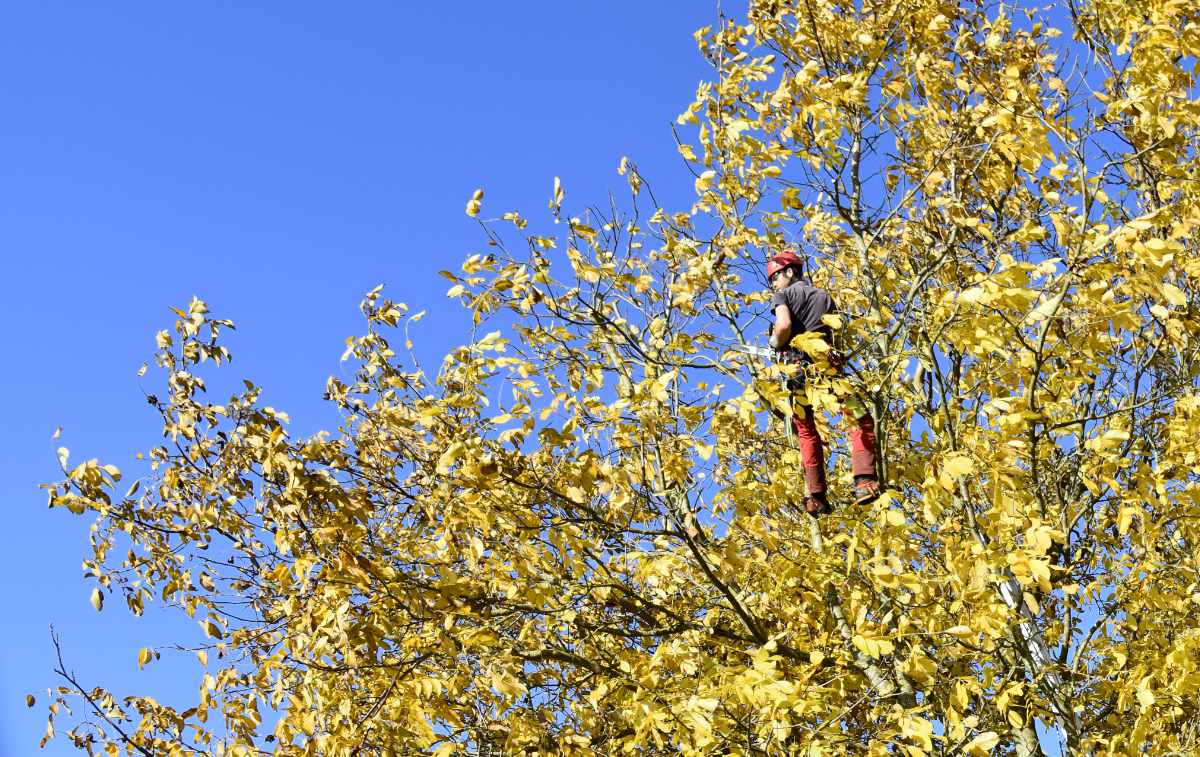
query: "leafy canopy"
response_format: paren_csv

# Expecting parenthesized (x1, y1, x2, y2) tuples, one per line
(42, 0, 1200, 754)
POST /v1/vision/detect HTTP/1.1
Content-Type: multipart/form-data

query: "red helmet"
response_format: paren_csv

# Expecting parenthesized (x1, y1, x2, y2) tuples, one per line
(767, 250, 804, 279)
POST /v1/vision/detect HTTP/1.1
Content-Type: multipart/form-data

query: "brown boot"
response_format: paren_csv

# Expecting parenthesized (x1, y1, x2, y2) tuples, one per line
(805, 491, 832, 516)
(854, 477, 881, 505)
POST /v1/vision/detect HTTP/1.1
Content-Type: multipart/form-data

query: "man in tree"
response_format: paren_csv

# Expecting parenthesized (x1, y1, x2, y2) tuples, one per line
(767, 249, 880, 514)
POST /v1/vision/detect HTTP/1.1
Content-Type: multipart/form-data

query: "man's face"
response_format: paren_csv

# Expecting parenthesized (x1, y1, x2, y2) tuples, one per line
(769, 266, 792, 293)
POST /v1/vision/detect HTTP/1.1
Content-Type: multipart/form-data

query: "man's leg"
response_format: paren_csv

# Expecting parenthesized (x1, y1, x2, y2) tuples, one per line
(842, 397, 880, 503)
(791, 404, 830, 513)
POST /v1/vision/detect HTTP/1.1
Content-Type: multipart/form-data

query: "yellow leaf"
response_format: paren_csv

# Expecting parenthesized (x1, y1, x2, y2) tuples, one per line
(90, 588, 103, 612)
(652, 369, 677, 402)
(903, 651, 937, 684)
(852, 633, 894, 658)
(26, 693, 35, 708)
(943, 455, 974, 479)
(1136, 675, 1156, 709)
(138, 647, 153, 670)
(1162, 283, 1187, 306)
(1024, 523, 1057, 554)
(1050, 212, 1068, 240)
(790, 331, 830, 356)
(901, 715, 933, 751)
(1029, 558, 1052, 593)
(965, 731, 1000, 756)
(1118, 506, 1136, 536)
(725, 119, 751, 139)
(1089, 429, 1130, 452)
(1136, 686, 1155, 709)
(465, 188, 484, 217)
(550, 176, 564, 212)
(437, 442, 467, 475)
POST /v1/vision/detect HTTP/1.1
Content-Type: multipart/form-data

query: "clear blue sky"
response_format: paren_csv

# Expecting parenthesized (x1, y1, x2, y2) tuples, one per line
(0, 3, 715, 751)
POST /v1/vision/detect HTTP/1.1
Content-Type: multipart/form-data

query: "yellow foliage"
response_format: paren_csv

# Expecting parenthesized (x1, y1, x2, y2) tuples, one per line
(39, 0, 1200, 755)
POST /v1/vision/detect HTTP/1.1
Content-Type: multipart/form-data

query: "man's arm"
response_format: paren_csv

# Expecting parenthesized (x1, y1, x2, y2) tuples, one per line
(769, 303, 792, 350)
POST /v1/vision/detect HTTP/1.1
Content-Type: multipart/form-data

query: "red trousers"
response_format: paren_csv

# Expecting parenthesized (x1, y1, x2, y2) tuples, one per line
(791, 402, 877, 497)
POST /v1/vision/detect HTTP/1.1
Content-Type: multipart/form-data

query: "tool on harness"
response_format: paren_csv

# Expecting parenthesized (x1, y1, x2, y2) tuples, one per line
(728, 342, 815, 392)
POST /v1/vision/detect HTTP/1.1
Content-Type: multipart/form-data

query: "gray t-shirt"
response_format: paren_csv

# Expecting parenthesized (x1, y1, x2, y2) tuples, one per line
(771, 280, 836, 343)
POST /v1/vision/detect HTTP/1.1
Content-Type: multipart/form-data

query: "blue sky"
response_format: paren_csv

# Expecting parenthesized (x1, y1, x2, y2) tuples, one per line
(0, 3, 715, 751)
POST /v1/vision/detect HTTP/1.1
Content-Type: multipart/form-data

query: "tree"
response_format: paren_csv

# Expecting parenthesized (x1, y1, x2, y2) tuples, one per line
(41, 0, 1200, 754)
